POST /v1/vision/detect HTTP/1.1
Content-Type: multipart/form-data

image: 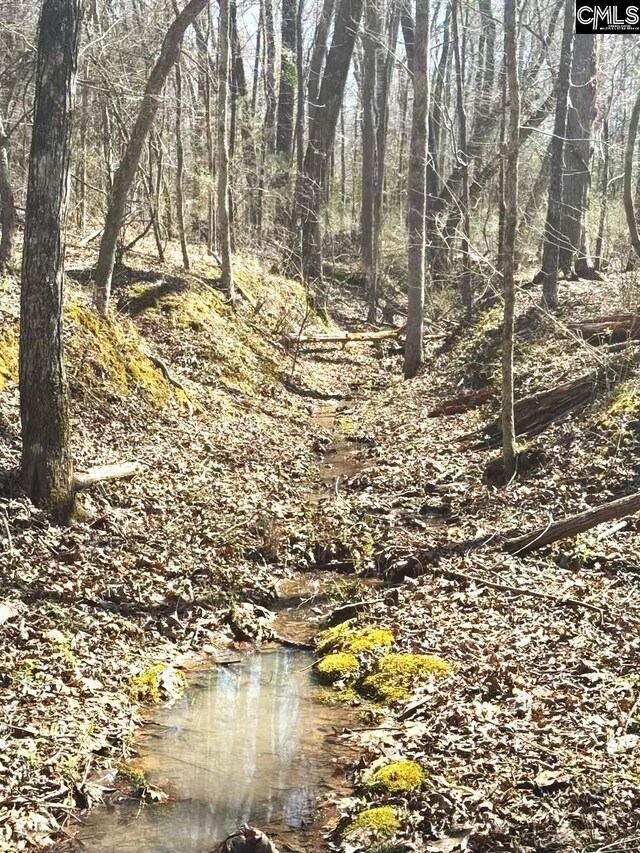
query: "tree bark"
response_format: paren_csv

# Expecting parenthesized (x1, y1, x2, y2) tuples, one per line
(361, 0, 380, 322)
(0, 115, 16, 272)
(624, 88, 640, 262)
(276, 0, 297, 157)
(20, 0, 81, 520)
(403, 0, 430, 379)
(558, 34, 598, 279)
(217, 0, 234, 297)
(504, 492, 640, 555)
(297, 0, 364, 295)
(174, 61, 190, 270)
(538, 0, 574, 308)
(94, 0, 207, 316)
(501, 0, 520, 481)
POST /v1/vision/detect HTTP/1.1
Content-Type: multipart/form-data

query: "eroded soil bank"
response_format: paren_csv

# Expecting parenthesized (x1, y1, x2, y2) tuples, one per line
(2, 254, 640, 853)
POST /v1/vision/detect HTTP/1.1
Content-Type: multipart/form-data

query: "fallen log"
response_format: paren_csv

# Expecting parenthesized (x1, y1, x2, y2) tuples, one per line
(74, 462, 142, 490)
(568, 313, 640, 344)
(429, 386, 496, 417)
(472, 353, 639, 446)
(281, 326, 404, 351)
(504, 491, 640, 554)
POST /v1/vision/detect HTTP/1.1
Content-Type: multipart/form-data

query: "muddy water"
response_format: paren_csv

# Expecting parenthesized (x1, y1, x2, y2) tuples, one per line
(77, 649, 354, 853)
(312, 403, 363, 500)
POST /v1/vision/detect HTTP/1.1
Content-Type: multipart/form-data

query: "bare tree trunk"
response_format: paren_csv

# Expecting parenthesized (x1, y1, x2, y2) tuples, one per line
(77, 81, 89, 232)
(276, 0, 297, 157)
(374, 0, 400, 247)
(217, 0, 234, 297)
(537, 0, 574, 309)
(174, 61, 190, 270)
(558, 34, 598, 280)
(263, 0, 277, 153)
(94, 0, 207, 316)
(501, 0, 519, 482)
(594, 114, 609, 272)
(20, 0, 80, 520)
(297, 0, 364, 297)
(625, 89, 640, 262)
(404, 0, 430, 379)
(0, 115, 16, 271)
(361, 0, 380, 322)
(307, 0, 337, 125)
(451, 0, 471, 313)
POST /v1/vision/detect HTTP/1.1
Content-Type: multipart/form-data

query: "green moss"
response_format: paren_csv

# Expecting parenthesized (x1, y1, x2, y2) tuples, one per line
(316, 652, 360, 682)
(317, 621, 394, 655)
(363, 653, 454, 704)
(116, 764, 148, 791)
(345, 806, 400, 838)
(0, 324, 18, 391)
(124, 664, 168, 703)
(367, 760, 423, 792)
(65, 303, 170, 402)
(608, 381, 640, 419)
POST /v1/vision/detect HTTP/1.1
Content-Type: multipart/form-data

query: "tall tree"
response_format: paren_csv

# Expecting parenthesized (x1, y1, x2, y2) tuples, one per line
(361, 0, 380, 322)
(276, 0, 297, 157)
(0, 113, 16, 271)
(218, 0, 235, 297)
(94, 0, 207, 316)
(536, 0, 574, 309)
(174, 60, 190, 270)
(297, 0, 364, 293)
(403, 0, 429, 379)
(501, 0, 520, 481)
(19, 0, 81, 519)
(558, 34, 599, 280)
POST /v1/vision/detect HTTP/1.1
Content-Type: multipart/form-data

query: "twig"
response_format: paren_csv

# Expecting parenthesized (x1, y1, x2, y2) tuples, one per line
(441, 567, 606, 614)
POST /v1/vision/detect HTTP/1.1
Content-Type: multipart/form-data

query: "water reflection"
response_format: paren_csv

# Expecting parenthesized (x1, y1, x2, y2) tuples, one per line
(77, 649, 348, 853)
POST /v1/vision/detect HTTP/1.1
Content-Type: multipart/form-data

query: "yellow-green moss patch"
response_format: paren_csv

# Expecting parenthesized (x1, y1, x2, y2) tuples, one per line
(317, 621, 394, 655)
(124, 664, 174, 703)
(65, 304, 170, 402)
(367, 760, 423, 792)
(316, 652, 360, 682)
(0, 324, 18, 391)
(345, 806, 400, 838)
(363, 653, 454, 704)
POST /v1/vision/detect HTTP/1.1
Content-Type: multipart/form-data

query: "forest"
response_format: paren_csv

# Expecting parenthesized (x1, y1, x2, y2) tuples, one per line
(1, 0, 640, 851)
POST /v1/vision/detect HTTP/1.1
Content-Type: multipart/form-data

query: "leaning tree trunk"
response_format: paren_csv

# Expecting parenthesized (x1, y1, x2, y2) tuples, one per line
(403, 0, 429, 380)
(20, 0, 80, 520)
(0, 114, 16, 271)
(94, 0, 207, 316)
(537, 0, 574, 308)
(558, 34, 598, 280)
(501, 0, 520, 482)
(624, 88, 640, 262)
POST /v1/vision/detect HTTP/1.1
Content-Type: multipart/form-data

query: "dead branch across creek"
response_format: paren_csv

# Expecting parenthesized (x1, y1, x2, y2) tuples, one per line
(281, 325, 405, 351)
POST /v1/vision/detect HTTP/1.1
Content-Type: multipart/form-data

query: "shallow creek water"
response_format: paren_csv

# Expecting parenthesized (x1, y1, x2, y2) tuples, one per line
(77, 649, 355, 853)
(76, 403, 363, 853)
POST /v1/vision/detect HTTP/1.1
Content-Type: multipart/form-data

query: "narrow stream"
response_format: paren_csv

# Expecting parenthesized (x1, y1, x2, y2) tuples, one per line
(77, 649, 354, 853)
(75, 403, 361, 853)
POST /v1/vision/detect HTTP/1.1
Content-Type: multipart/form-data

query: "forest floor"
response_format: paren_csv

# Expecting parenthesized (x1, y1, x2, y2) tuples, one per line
(1, 246, 640, 852)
